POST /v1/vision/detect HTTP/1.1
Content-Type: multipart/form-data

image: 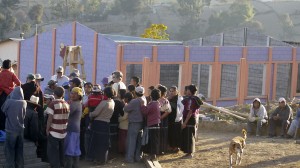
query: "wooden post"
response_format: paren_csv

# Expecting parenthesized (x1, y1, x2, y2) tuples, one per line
(272, 63, 278, 100)
(150, 45, 159, 86)
(181, 46, 191, 95)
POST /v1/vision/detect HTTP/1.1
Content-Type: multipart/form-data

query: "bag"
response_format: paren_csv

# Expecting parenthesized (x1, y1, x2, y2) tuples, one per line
(0, 130, 6, 142)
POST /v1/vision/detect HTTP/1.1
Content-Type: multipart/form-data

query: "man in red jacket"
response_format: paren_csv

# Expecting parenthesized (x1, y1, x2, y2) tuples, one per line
(0, 59, 21, 130)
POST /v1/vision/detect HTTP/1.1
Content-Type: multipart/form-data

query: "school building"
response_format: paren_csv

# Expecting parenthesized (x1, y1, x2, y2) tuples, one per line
(17, 22, 300, 106)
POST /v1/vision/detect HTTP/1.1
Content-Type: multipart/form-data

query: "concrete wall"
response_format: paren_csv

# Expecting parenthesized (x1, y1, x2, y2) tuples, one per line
(0, 40, 18, 62)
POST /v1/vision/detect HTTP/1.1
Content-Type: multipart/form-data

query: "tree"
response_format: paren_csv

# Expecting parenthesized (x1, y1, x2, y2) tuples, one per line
(49, 0, 81, 19)
(280, 13, 295, 40)
(1, 0, 20, 8)
(141, 24, 169, 40)
(28, 4, 44, 24)
(130, 21, 138, 36)
(177, 0, 204, 20)
(21, 22, 31, 35)
(119, 0, 142, 18)
(205, 0, 262, 35)
(82, 0, 101, 14)
(176, 20, 202, 41)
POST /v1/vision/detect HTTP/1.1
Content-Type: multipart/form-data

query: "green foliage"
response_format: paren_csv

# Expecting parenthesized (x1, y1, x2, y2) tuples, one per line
(49, 0, 81, 19)
(21, 23, 31, 34)
(176, 19, 202, 41)
(119, 0, 142, 17)
(280, 13, 295, 40)
(177, 0, 204, 20)
(81, 0, 101, 17)
(130, 21, 138, 36)
(1, 0, 19, 8)
(205, 0, 262, 35)
(28, 4, 44, 24)
(141, 24, 169, 40)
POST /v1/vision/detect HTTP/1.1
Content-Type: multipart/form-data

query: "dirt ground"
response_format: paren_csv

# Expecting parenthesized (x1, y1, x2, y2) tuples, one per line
(158, 130, 300, 168)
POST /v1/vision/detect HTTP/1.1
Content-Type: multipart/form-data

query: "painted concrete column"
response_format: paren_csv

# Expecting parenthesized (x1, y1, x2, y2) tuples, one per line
(290, 47, 298, 99)
(265, 47, 273, 101)
(150, 45, 159, 87)
(33, 35, 38, 74)
(51, 28, 57, 75)
(212, 47, 220, 105)
(17, 41, 21, 78)
(238, 58, 247, 105)
(142, 57, 151, 95)
(180, 46, 191, 95)
(92, 32, 98, 84)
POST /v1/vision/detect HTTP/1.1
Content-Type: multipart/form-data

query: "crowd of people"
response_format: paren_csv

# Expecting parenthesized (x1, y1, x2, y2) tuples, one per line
(0, 59, 203, 168)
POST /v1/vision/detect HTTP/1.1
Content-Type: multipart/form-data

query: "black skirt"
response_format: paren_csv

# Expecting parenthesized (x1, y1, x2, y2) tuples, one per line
(160, 113, 168, 153)
(181, 117, 196, 154)
(144, 124, 160, 155)
(168, 121, 182, 148)
(89, 120, 110, 163)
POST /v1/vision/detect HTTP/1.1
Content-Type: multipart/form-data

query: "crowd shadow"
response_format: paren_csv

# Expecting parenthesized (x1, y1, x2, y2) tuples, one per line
(245, 155, 300, 168)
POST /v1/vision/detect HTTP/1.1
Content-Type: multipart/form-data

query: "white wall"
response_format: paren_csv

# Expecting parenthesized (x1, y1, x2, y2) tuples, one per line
(0, 40, 18, 63)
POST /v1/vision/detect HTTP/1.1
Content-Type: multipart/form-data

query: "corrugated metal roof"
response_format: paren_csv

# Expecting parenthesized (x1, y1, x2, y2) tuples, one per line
(102, 34, 183, 45)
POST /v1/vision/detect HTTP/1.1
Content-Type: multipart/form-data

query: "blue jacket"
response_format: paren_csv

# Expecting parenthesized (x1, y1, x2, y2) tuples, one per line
(1, 87, 27, 133)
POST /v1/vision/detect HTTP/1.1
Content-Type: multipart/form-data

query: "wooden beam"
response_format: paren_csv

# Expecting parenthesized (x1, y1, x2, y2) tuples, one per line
(33, 35, 38, 73)
(290, 47, 298, 99)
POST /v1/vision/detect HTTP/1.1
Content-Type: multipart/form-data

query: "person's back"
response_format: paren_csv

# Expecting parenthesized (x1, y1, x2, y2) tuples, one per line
(0, 60, 21, 96)
(1, 86, 27, 168)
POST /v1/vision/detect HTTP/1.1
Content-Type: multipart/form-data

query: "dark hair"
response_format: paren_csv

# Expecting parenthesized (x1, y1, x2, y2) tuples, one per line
(158, 85, 167, 96)
(84, 82, 93, 87)
(108, 81, 114, 86)
(112, 71, 123, 79)
(188, 84, 198, 95)
(124, 92, 133, 102)
(2, 59, 11, 69)
(70, 77, 82, 87)
(119, 89, 126, 99)
(148, 86, 155, 90)
(131, 76, 140, 84)
(127, 84, 135, 92)
(136, 92, 143, 97)
(54, 86, 65, 98)
(151, 89, 161, 101)
(104, 87, 114, 98)
(184, 85, 189, 91)
(170, 86, 178, 91)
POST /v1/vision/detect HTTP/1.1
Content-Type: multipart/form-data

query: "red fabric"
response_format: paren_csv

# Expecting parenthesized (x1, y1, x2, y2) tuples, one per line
(0, 69, 21, 95)
(118, 129, 127, 154)
(87, 94, 107, 107)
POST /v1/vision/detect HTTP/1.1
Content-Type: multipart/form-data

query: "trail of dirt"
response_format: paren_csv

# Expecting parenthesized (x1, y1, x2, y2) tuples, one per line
(159, 131, 300, 168)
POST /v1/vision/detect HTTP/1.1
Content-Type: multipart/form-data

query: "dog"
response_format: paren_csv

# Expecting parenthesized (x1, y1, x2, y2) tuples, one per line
(229, 129, 247, 168)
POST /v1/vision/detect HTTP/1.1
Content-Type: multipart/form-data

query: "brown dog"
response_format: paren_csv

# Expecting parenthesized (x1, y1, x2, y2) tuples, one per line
(229, 129, 247, 168)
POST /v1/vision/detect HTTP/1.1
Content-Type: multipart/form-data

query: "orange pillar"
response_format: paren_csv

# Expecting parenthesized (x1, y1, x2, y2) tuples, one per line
(265, 47, 273, 101)
(142, 57, 151, 95)
(238, 58, 247, 105)
(272, 63, 278, 100)
(180, 46, 191, 95)
(119, 45, 127, 81)
(92, 32, 98, 84)
(149, 45, 159, 87)
(290, 47, 298, 99)
(211, 47, 220, 105)
(51, 28, 57, 75)
(72, 22, 76, 46)
(242, 47, 248, 98)
(17, 41, 21, 78)
(33, 35, 38, 74)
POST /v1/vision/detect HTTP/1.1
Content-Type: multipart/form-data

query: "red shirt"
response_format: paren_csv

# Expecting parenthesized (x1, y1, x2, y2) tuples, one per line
(0, 69, 21, 95)
(87, 93, 107, 108)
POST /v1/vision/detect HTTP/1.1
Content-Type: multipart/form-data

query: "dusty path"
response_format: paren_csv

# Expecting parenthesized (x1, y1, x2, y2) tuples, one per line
(159, 131, 300, 168)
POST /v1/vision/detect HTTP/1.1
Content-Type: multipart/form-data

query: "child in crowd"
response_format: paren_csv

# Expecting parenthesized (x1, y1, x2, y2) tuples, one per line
(46, 86, 70, 167)
(118, 92, 133, 154)
(64, 87, 83, 168)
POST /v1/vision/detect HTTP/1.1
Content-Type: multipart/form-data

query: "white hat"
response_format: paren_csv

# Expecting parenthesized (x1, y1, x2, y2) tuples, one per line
(56, 66, 64, 73)
(27, 95, 40, 106)
(92, 84, 102, 92)
(278, 97, 286, 103)
(135, 86, 145, 94)
(44, 94, 55, 100)
(35, 74, 44, 81)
